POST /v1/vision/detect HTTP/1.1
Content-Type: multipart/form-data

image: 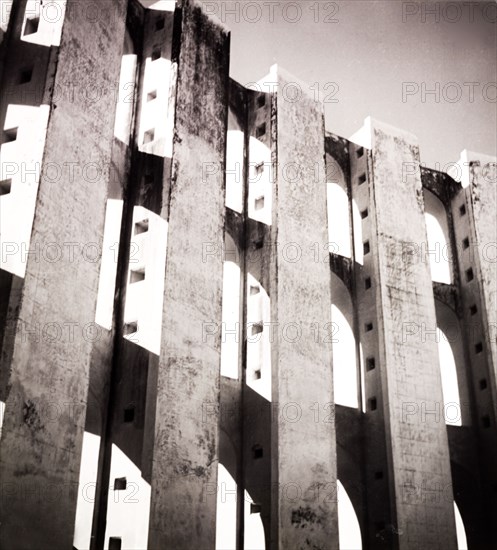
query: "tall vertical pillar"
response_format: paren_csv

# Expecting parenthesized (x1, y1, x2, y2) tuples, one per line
(366, 118, 457, 548)
(270, 68, 339, 550)
(148, 1, 230, 547)
(0, 1, 127, 548)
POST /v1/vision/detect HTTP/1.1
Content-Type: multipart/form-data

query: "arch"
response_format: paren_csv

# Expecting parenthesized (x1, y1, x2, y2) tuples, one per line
(221, 232, 241, 379)
(423, 189, 453, 284)
(435, 300, 470, 426)
(337, 479, 362, 549)
(244, 489, 265, 550)
(226, 109, 244, 213)
(454, 502, 468, 550)
(326, 155, 352, 259)
(215, 464, 238, 550)
(331, 273, 359, 408)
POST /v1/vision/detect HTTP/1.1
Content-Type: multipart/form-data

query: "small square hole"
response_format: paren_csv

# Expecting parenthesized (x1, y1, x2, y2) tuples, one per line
(254, 239, 263, 250)
(155, 17, 165, 30)
(124, 321, 138, 335)
(252, 445, 263, 459)
(143, 129, 155, 144)
(255, 196, 265, 211)
(368, 397, 377, 411)
(366, 357, 375, 371)
(254, 369, 261, 380)
(257, 95, 266, 108)
(462, 237, 470, 249)
(256, 123, 266, 138)
(130, 269, 145, 284)
(365, 277, 372, 290)
(479, 379, 487, 390)
(135, 219, 149, 235)
(375, 521, 386, 532)
(475, 342, 483, 354)
(151, 48, 161, 61)
(358, 173, 367, 185)
(124, 406, 135, 423)
(251, 323, 263, 336)
(24, 16, 40, 36)
(361, 208, 368, 219)
(0, 178, 12, 196)
(365, 322, 373, 332)
(19, 68, 33, 84)
(363, 241, 370, 255)
(114, 477, 127, 491)
(465, 268, 474, 282)
(250, 285, 260, 295)
(482, 415, 491, 429)
(144, 174, 154, 185)
(470, 305, 478, 315)
(147, 90, 157, 102)
(255, 161, 264, 175)
(250, 503, 262, 514)
(4, 127, 18, 143)
(109, 538, 122, 550)
(374, 471, 383, 480)
(459, 204, 466, 216)
(356, 147, 364, 158)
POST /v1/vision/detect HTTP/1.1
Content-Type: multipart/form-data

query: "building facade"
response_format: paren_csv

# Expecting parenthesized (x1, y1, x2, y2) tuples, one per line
(0, 1, 496, 549)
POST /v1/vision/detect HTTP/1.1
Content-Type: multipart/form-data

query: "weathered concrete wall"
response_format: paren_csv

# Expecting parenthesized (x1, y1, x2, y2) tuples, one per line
(269, 69, 339, 550)
(148, 1, 230, 547)
(369, 119, 457, 549)
(0, 1, 127, 547)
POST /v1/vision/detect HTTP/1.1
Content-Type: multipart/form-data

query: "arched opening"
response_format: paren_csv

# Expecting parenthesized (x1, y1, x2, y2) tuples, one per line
(244, 490, 265, 550)
(221, 232, 241, 379)
(225, 109, 244, 213)
(454, 501, 468, 550)
(326, 155, 352, 258)
(338, 480, 362, 549)
(215, 464, 238, 550)
(423, 189, 453, 284)
(331, 273, 358, 408)
(435, 300, 470, 426)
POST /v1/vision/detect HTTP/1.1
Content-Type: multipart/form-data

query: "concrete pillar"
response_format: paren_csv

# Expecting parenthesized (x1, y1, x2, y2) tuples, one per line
(366, 118, 457, 548)
(269, 68, 339, 550)
(148, 1, 230, 548)
(0, 1, 127, 548)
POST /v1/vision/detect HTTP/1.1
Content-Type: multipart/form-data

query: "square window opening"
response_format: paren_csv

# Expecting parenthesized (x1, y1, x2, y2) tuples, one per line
(356, 147, 364, 158)
(143, 129, 155, 144)
(465, 268, 474, 282)
(459, 204, 466, 216)
(358, 173, 367, 185)
(155, 17, 165, 30)
(147, 90, 157, 102)
(479, 379, 487, 391)
(124, 321, 138, 335)
(0, 178, 12, 196)
(462, 237, 470, 249)
(366, 357, 375, 371)
(135, 219, 149, 234)
(130, 269, 145, 284)
(361, 208, 368, 219)
(255, 196, 265, 211)
(151, 49, 161, 61)
(470, 305, 478, 315)
(365, 322, 373, 333)
(365, 277, 372, 290)
(109, 538, 122, 550)
(252, 445, 263, 459)
(256, 123, 266, 138)
(368, 397, 377, 411)
(114, 477, 127, 491)
(4, 127, 18, 143)
(363, 241, 370, 255)
(257, 95, 266, 108)
(124, 406, 135, 423)
(24, 16, 40, 36)
(19, 68, 33, 85)
(475, 342, 483, 354)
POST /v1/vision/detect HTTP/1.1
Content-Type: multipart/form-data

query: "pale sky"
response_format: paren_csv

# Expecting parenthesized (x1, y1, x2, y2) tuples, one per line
(218, 0, 496, 169)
